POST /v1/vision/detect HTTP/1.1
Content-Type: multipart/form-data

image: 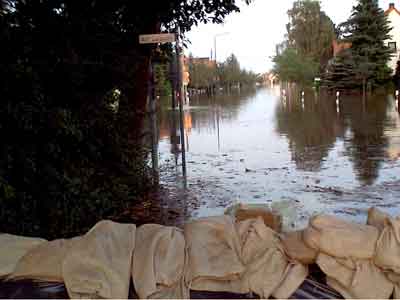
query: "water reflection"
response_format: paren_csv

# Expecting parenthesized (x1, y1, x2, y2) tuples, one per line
(275, 90, 400, 185)
(275, 90, 345, 172)
(342, 96, 390, 185)
(159, 88, 400, 186)
(158, 87, 400, 223)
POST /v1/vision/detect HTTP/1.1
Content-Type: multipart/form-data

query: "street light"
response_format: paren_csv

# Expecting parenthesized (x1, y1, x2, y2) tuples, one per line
(213, 32, 230, 95)
(214, 32, 230, 63)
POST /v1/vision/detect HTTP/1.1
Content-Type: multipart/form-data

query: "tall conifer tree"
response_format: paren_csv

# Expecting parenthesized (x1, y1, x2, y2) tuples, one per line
(325, 0, 393, 90)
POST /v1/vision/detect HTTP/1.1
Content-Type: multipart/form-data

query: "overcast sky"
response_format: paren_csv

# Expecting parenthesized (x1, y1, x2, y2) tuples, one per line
(185, 0, 394, 74)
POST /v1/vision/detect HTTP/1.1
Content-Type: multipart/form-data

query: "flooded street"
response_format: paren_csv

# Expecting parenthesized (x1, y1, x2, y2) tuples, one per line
(158, 87, 400, 229)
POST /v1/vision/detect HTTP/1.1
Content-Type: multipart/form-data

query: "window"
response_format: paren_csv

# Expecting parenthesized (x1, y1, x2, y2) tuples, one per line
(388, 42, 397, 52)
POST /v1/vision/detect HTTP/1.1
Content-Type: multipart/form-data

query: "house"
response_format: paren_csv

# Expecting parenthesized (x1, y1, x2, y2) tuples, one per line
(385, 3, 400, 73)
(331, 3, 400, 73)
(332, 39, 351, 57)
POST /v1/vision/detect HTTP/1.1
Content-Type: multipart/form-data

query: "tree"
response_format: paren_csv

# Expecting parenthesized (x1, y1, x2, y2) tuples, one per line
(219, 54, 242, 89)
(326, 0, 393, 90)
(188, 55, 217, 91)
(323, 49, 359, 90)
(286, 0, 335, 70)
(273, 48, 319, 85)
(0, 0, 252, 238)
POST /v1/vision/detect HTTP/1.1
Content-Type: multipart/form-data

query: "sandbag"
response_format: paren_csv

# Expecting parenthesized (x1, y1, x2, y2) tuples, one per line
(63, 220, 136, 299)
(281, 231, 317, 264)
(9, 237, 81, 282)
(132, 224, 188, 299)
(374, 217, 400, 274)
(317, 253, 393, 299)
(184, 216, 304, 299)
(0, 234, 46, 278)
(386, 272, 400, 299)
(367, 207, 390, 233)
(272, 263, 308, 299)
(237, 218, 290, 298)
(184, 216, 245, 294)
(229, 203, 282, 232)
(303, 215, 379, 259)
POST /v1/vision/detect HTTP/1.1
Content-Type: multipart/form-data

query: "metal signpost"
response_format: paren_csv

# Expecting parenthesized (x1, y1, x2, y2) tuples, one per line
(139, 32, 187, 188)
(139, 33, 176, 44)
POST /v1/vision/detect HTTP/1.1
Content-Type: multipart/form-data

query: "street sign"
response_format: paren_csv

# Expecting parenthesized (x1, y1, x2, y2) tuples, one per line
(139, 33, 176, 44)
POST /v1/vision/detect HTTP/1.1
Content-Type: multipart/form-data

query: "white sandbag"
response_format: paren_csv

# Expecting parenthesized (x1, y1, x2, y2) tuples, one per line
(184, 215, 245, 294)
(0, 234, 46, 278)
(303, 215, 379, 259)
(63, 220, 136, 299)
(132, 224, 188, 299)
(184, 216, 305, 298)
(9, 236, 81, 282)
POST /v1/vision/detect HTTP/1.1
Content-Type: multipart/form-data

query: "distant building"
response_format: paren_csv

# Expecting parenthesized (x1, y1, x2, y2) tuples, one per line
(385, 3, 400, 73)
(330, 3, 400, 73)
(188, 57, 216, 68)
(332, 39, 351, 57)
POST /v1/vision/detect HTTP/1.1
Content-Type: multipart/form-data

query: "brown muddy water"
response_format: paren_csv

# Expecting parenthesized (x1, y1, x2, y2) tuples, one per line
(157, 87, 400, 229)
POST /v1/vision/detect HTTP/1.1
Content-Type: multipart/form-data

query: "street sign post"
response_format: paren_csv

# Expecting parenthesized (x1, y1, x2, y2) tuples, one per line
(139, 31, 187, 189)
(139, 33, 176, 44)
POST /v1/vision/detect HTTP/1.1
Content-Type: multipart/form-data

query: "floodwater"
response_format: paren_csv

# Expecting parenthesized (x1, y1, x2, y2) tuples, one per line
(157, 87, 400, 229)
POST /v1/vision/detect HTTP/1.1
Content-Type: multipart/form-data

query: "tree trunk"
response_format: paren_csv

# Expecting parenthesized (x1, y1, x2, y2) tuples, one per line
(119, 22, 161, 142)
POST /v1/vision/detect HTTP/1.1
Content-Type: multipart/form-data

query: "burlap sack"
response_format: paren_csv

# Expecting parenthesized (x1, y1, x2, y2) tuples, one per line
(374, 217, 400, 274)
(9, 236, 81, 282)
(317, 253, 393, 299)
(281, 231, 317, 264)
(234, 205, 282, 232)
(185, 216, 305, 299)
(272, 263, 308, 299)
(184, 216, 245, 294)
(0, 234, 46, 278)
(387, 272, 400, 299)
(63, 220, 136, 299)
(132, 224, 188, 299)
(303, 215, 379, 259)
(237, 218, 290, 298)
(367, 207, 390, 233)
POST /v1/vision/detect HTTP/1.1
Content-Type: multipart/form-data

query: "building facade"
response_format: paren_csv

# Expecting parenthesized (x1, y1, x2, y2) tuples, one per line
(385, 3, 400, 73)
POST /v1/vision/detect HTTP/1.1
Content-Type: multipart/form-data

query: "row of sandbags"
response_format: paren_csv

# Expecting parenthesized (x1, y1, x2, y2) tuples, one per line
(2, 206, 400, 299)
(282, 207, 400, 299)
(1, 216, 307, 299)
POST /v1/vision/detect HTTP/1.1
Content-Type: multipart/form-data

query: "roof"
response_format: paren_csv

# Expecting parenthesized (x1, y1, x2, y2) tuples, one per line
(385, 5, 400, 16)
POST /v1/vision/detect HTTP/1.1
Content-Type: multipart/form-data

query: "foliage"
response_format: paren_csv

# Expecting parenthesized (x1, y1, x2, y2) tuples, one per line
(324, 0, 393, 90)
(188, 55, 217, 90)
(0, 0, 250, 238)
(286, 0, 336, 70)
(154, 63, 172, 97)
(218, 54, 258, 89)
(188, 53, 258, 90)
(273, 48, 319, 85)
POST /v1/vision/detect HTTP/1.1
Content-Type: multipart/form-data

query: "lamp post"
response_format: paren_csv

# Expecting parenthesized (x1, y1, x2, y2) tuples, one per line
(214, 32, 230, 63)
(213, 32, 229, 95)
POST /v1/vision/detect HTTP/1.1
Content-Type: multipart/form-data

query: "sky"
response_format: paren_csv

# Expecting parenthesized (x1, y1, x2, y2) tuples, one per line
(185, 0, 394, 74)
